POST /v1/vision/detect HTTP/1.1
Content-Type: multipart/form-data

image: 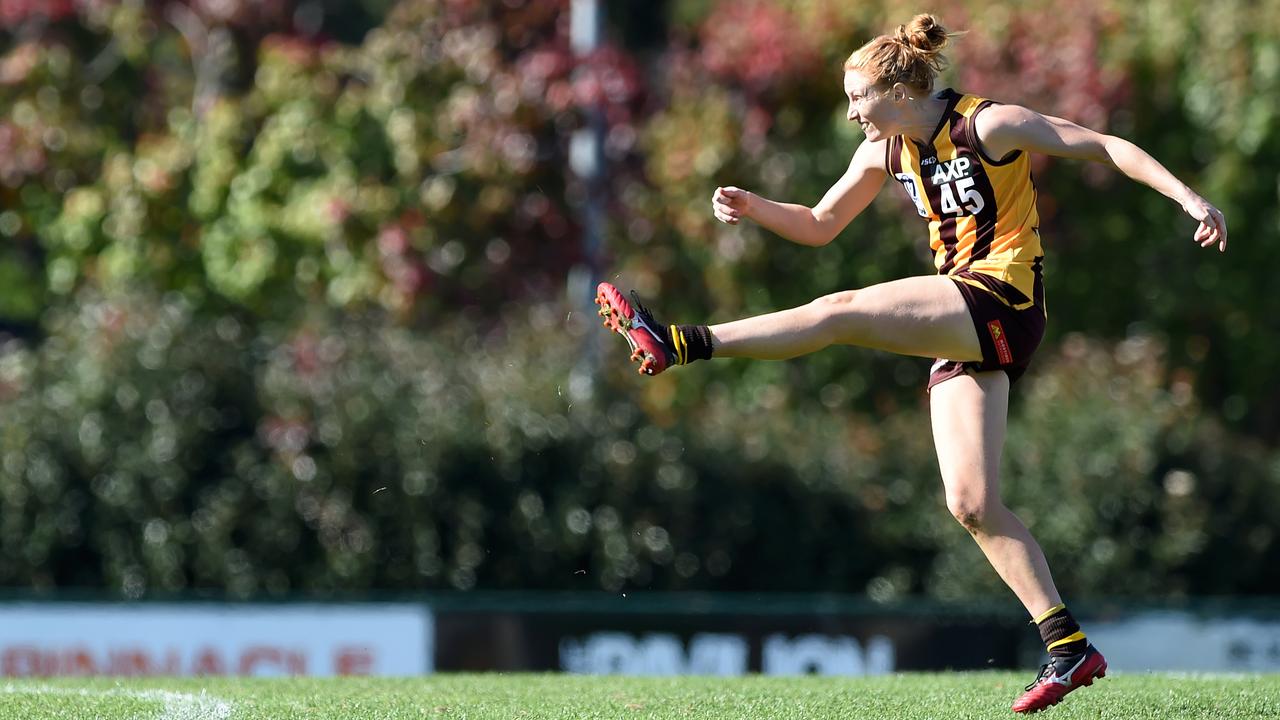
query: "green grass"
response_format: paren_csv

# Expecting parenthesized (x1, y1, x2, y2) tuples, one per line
(2, 673, 1278, 719)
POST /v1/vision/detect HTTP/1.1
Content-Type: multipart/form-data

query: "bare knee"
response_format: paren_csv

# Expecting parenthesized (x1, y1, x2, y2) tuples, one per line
(946, 490, 996, 533)
(813, 290, 859, 307)
(810, 290, 862, 340)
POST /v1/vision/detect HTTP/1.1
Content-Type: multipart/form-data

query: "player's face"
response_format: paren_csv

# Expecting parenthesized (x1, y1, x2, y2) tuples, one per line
(844, 71, 894, 141)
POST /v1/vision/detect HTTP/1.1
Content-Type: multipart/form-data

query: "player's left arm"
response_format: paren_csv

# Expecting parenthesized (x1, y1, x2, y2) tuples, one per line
(976, 104, 1227, 252)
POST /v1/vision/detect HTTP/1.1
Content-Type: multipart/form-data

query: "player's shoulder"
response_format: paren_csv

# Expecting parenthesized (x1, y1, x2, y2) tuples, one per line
(949, 90, 1026, 135)
(969, 101, 1043, 141)
(977, 102, 1038, 122)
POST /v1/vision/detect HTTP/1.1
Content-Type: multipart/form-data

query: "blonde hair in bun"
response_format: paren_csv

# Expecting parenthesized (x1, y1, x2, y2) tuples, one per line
(844, 14, 958, 92)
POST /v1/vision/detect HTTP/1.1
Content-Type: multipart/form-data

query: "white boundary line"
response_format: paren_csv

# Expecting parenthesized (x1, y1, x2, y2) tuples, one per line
(1, 684, 233, 719)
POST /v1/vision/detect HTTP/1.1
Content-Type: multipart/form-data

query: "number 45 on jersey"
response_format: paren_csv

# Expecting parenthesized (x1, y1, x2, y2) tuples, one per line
(896, 155, 986, 217)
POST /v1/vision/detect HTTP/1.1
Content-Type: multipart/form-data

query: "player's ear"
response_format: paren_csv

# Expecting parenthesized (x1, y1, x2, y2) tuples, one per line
(890, 82, 909, 102)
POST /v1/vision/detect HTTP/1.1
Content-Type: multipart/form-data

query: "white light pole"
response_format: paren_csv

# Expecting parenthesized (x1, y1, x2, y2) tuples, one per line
(567, 0, 605, 402)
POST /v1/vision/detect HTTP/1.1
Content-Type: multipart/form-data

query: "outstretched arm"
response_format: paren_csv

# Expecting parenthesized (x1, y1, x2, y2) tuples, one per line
(976, 105, 1227, 251)
(711, 138, 888, 247)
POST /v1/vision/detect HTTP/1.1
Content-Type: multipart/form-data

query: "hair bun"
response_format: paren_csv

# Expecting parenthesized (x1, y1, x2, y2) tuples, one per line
(843, 14, 957, 91)
(898, 13, 949, 55)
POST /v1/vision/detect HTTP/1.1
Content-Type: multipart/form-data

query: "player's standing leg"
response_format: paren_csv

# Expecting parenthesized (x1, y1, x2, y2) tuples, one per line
(929, 371, 1107, 713)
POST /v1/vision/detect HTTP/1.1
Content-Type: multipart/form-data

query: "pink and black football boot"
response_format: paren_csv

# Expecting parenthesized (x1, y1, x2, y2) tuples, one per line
(594, 282, 676, 376)
(1011, 644, 1107, 713)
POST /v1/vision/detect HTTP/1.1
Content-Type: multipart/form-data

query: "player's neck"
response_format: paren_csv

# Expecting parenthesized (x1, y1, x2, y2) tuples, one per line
(902, 92, 952, 145)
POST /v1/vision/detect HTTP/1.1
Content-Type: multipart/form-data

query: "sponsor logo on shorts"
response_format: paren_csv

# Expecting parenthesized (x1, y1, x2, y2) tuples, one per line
(988, 320, 1013, 365)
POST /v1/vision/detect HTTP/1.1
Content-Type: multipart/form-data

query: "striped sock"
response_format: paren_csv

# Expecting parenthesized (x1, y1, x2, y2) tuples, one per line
(668, 324, 714, 365)
(1035, 604, 1087, 658)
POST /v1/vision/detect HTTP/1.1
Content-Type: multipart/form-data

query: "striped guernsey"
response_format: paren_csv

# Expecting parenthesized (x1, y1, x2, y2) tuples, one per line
(886, 89, 1046, 314)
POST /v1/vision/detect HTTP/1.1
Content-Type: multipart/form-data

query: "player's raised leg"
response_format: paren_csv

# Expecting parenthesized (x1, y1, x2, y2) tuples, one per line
(930, 371, 1106, 713)
(710, 275, 980, 361)
(596, 275, 983, 375)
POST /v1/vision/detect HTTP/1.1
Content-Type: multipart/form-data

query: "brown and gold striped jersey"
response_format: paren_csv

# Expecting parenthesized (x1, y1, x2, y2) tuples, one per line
(886, 89, 1044, 312)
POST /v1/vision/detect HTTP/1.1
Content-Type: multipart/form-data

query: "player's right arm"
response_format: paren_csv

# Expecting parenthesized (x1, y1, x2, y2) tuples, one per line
(711, 138, 889, 247)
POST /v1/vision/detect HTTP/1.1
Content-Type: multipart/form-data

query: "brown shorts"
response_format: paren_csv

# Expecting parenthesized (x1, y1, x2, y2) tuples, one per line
(927, 272, 1046, 391)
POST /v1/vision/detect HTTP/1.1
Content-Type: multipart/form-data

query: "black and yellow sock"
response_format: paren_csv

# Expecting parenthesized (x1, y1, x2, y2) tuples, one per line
(1035, 604, 1087, 658)
(668, 324, 714, 365)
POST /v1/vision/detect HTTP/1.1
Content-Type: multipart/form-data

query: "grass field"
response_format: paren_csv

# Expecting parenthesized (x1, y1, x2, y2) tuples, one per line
(2, 673, 1278, 719)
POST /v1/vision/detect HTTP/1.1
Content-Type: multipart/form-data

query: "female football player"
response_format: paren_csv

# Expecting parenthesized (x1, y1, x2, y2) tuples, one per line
(595, 13, 1225, 713)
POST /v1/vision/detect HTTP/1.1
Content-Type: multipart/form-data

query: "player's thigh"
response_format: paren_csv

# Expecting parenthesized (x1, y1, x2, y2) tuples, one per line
(929, 370, 1010, 510)
(818, 275, 982, 361)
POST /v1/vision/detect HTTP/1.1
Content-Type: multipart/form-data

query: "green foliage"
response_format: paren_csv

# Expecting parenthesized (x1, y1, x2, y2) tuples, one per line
(0, 0, 1278, 597)
(3, 288, 1275, 598)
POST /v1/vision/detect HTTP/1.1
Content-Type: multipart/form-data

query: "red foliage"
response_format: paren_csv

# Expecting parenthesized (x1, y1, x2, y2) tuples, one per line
(495, 0, 566, 50)
(516, 44, 575, 113)
(0, 0, 75, 27)
(518, 45, 575, 85)
(699, 1, 824, 92)
(259, 413, 312, 457)
(190, 0, 291, 29)
(260, 33, 328, 66)
(0, 41, 39, 84)
(0, 121, 46, 185)
(572, 45, 645, 125)
(377, 213, 431, 303)
(956, 6, 1130, 132)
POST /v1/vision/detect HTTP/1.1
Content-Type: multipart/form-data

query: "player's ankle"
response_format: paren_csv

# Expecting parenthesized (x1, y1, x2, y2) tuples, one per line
(669, 324, 714, 365)
(1035, 604, 1088, 658)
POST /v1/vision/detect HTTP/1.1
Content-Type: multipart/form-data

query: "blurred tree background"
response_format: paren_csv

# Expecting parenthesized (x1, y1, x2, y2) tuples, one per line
(0, 0, 1277, 601)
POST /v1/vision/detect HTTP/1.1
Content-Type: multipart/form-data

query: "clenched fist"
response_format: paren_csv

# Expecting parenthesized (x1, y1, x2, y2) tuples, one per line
(712, 186, 753, 225)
